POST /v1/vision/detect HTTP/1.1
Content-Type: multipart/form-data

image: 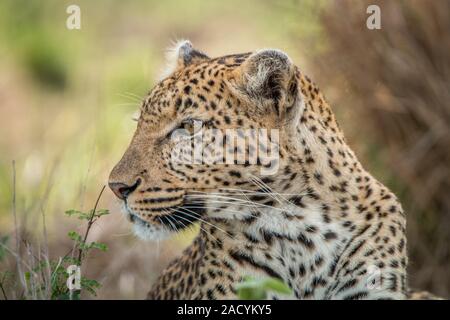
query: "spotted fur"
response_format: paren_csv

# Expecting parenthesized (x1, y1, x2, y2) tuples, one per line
(109, 41, 436, 300)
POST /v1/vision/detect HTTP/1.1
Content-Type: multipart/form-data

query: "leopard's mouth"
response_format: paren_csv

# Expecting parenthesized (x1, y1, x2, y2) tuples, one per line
(124, 199, 206, 233)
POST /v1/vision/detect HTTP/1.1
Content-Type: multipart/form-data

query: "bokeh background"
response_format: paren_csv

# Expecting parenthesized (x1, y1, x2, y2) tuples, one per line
(0, 0, 448, 299)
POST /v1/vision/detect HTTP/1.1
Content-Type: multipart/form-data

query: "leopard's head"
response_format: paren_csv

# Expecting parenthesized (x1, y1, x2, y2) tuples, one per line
(109, 41, 308, 240)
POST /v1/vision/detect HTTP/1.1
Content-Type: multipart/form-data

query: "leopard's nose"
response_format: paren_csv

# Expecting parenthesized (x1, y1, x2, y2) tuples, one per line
(109, 179, 141, 200)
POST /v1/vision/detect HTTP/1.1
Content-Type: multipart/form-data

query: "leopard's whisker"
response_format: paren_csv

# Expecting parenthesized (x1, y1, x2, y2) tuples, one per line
(170, 208, 233, 242)
(153, 222, 162, 259)
(192, 209, 275, 228)
(174, 207, 285, 261)
(182, 205, 249, 216)
(217, 188, 270, 219)
(111, 231, 134, 237)
(172, 213, 225, 244)
(186, 194, 290, 212)
(113, 103, 140, 108)
(214, 188, 288, 224)
(173, 207, 235, 240)
(187, 191, 312, 217)
(186, 196, 270, 208)
(116, 92, 143, 102)
(180, 205, 263, 222)
(186, 199, 293, 226)
(189, 189, 311, 202)
(161, 210, 180, 233)
(186, 197, 285, 213)
(191, 188, 301, 196)
(164, 213, 186, 235)
(219, 184, 313, 210)
(249, 175, 287, 205)
(188, 196, 307, 223)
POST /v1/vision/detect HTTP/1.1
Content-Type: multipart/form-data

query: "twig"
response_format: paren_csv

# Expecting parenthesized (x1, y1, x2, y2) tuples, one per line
(0, 285, 7, 300)
(77, 185, 106, 264)
(0, 274, 8, 300)
(0, 242, 34, 272)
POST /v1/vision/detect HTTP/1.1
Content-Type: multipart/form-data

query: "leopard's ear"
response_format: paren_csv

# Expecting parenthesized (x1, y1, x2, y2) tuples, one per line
(160, 40, 209, 79)
(236, 49, 301, 123)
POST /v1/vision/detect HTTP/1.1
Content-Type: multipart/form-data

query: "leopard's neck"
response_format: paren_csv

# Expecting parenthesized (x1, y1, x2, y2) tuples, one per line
(200, 200, 351, 298)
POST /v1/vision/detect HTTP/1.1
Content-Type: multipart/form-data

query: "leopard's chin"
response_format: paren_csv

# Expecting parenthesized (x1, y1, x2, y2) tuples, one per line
(132, 217, 173, 241)
(123, 201, 206, 241)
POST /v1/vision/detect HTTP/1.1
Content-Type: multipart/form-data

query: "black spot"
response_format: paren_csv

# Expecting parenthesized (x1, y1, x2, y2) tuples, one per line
(229, 170, 242, 178)
(184, 97, 192, 108)
(323, 231, 337, 241)
(298, 264, 306, 277)
(207, 289, 216, 300)
(343, 291, 368, 300)
(297, 233, 315, 249)
(175, 97, 182, 109)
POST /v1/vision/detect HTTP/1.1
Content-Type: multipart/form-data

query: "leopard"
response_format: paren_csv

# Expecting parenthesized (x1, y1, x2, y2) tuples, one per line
(108, 40, 440, 300)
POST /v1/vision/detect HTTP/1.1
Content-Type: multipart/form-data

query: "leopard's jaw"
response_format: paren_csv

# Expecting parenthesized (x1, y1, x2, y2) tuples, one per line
(121, 204, 171, 240)
(132, 218, 172, 241)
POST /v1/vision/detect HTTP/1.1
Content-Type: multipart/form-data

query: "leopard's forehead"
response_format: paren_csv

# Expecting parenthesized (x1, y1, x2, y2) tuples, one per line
(140, 53, 252, 121)
(137, 53, 255, 131)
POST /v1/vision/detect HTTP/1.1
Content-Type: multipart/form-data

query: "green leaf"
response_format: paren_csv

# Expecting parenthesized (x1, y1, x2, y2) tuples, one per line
(236, 276, 292, 300)
(65, 209, 91, 220)
(95, 209, 110, 217)
(62, 256, 79, 265)
(71, 291, 81, 300)
(79, 214, 91, 220)
(65, 209, 81, 217)
(0, 236, 9, 261)
(238, 287, 267, 300)
(262, 277, 292, 294)
(90, 242, 108, 252)
(68, 231, 82, 242)
(81, 277, 101, 296)
(0, 270, 15, 287)
(56, 292, 71, 300)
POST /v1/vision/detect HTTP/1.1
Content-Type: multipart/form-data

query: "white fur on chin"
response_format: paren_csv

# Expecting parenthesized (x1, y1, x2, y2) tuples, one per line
(132, 221, 173, 241)
(121, 202, 173, 241)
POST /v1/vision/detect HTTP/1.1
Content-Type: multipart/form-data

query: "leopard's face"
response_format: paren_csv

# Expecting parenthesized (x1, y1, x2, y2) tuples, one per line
(109, 41, 303, 240)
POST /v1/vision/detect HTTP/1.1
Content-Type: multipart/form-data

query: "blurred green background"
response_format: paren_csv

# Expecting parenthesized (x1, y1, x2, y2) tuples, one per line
(0, 0, 448, 299)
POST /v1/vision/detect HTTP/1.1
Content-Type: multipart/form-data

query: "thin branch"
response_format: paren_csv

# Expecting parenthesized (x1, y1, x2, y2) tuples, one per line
(77, 185, 106, 264)
(0, 274, 8, 300)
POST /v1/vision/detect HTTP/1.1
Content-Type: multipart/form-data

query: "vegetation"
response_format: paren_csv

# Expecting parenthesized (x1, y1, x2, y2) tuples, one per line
(0, 182, 109, 299)
(0, 0, 448, 298)
(310, 0, 450, 296)
(236, 276, 292, 300)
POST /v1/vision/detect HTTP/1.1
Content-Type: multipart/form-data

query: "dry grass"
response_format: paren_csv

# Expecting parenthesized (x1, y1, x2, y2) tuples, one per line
(309, 0, 450, 296)
(0, 179, 185, 299)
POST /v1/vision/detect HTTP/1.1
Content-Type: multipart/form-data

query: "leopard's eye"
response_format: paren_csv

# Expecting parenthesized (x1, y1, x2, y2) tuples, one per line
(164, 118, 204, 141)
(180, 119, 203, 136)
